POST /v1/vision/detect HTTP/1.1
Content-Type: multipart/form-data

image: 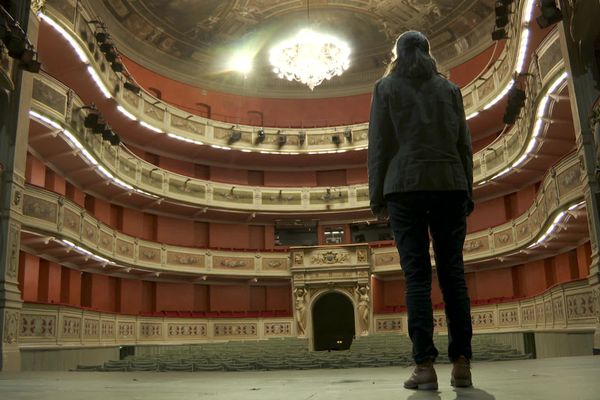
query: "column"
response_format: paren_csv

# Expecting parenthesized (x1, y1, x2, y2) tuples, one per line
(557, 0, 600, 353)
(0, 0, 35, 371)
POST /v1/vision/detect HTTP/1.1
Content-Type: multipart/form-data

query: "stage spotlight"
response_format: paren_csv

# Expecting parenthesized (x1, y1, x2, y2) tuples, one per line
(298, 131, 306, 146)
(95, 31, 108, 43)
(18, 47, 41, 73)
(99, 42, 113, 54)
(123, 81, 141, 94)
(344, 128, 352, 142)
(277, 132, 287, 148)
(255, 128, 265, 144)
(492, 29, 508, 41)
(111, 61, 124, 73)
(331, 134, 341, 146)
(536, 0, 563, 29)
(4, 34, 27, 59)
(91, 119, 108, 134)
(503, 87, 526, 124)
(228, 130, 242, 145)
(84, 112, 101, 129)
(105, 50, 117, 63)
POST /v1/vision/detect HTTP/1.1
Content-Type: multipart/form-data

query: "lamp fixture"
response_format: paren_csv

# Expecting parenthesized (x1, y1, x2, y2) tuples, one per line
(269, 1, 350, 90)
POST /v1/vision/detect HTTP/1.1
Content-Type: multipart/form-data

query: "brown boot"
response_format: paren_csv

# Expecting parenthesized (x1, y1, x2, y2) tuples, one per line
(403, 360, 438, 390)
(451, 356, 472, 387)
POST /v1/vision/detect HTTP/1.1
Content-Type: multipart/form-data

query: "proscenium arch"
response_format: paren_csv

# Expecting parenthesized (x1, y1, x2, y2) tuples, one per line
(310, 289, 356, 351)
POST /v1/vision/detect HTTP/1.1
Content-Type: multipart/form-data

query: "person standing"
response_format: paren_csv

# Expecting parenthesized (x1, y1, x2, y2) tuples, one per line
(368, 31, 474, 391)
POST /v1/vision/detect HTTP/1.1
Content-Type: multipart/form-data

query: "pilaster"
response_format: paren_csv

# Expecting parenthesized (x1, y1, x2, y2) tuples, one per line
(558, 0, 600, 352)
(0, 0, 35, 371)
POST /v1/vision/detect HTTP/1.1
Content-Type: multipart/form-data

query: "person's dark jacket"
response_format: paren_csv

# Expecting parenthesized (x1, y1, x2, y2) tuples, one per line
(368, 73, 473, 215)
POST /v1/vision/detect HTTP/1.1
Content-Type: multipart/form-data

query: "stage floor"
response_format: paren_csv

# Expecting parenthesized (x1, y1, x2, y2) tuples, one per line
(1, 355, 599, 400)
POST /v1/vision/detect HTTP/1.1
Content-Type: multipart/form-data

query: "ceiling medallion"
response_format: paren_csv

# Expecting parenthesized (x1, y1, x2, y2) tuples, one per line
(269, 29, 351, 90)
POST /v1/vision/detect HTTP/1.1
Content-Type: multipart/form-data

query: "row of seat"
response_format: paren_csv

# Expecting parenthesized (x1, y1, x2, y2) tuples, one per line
(74, 334, 531, 372)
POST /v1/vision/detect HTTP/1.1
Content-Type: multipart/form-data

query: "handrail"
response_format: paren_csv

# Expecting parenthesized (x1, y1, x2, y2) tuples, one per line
(36, 0, 539, 154)
(28, 49, 569, 214)
(18, 153, 584, 278)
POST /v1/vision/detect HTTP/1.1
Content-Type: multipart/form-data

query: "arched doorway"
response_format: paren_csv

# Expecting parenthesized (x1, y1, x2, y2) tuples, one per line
(312, 291, 355, 351)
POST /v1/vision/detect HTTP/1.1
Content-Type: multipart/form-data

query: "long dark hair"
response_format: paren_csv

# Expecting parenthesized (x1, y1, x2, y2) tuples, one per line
(384, 31, 438, 79)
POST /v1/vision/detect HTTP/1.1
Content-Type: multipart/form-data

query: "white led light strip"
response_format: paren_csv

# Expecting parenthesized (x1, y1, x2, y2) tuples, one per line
(61, 239, 114, 265)
(527, 199, 585, 249)
(482, 71, 569, 183)
(29, 110, 158, 198)
(40, 2, 538, 152)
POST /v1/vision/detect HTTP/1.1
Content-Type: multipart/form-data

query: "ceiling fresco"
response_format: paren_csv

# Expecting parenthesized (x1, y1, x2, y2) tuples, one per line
(84, 0, 496, 97)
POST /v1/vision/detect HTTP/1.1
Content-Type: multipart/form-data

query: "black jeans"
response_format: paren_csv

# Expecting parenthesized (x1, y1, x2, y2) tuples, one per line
(386, 191, 472, 364)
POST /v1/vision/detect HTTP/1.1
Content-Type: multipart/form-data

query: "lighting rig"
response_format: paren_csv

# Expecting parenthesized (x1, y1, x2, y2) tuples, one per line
(0, 6, 41, 73)
(81, 105, 121, 146)
(492, 0, 513, 41)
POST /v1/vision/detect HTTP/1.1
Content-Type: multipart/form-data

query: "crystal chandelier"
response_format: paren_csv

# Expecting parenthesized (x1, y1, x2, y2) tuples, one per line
(269, 29, 351, 90)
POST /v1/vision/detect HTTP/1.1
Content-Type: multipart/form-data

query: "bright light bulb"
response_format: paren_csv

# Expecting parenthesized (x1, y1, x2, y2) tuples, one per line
(229, 53, 253, 74)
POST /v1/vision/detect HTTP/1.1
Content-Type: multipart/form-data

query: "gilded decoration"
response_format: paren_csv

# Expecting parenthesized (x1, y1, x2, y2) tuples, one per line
(102, 321, 115, 338)
(477, 77, 496, 101)
(168, 180, 206, 197)
(32, 77, 67, 115)
(100, 231, 114, 251)
(538, 38, 563, 80)
(118, 322, 135, 339)
(433, 315, 446, 330)
(140, 323, 162, 338)
(143, 100, 165, 122)
(261, 191, 302, 205)
(83, 221, 97, 242)
(214, 256, 252, 269)
(557, 164, 582, 195)
(464, 237, 489, 253)
(376, 318, 402, 332)
(84, 319, 99, 338)
(536, 303, 545, 323)
(122, 88, 140, 108)
(119, 158, 136, 178)
(261, 258, 287, 271)
(167, 251, 205, 267)
(356, 188, 369, 202)
(294, 287, 307, 337)
(63, 209, 81, 233)
(375, 253, 398, 266)
(90, 0, 495, 98)
(3, 311, 19, 344)
(293, 252, 303, 266)
(168, 324, 207, 338)
(565, 292, 596, 320)
(213, 188, 253, 204)
(357, 249, 368, 263)
(309, 190, 349, 205)
(494, 229, 513, 248)
(310, 251, 350, 265)
(472, 311, 495, 328)
(23, 195, 57, 222)
(170, 114, 205, 135)
(521, 305, 536, 324)
(264, 322, 291, 336)
(139, 246, 160, 263)
(20, 314, 56, 338)
(214, 323, 257, 337)
(62, 316, 81, 338)
(141, 169, 163, 189)
(6, 222, 20, 279)
(553, 298, 565, 320)
(116, 239, 133, 257)
(499, 308, 519, 326)
(516, 220, 530, 241)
